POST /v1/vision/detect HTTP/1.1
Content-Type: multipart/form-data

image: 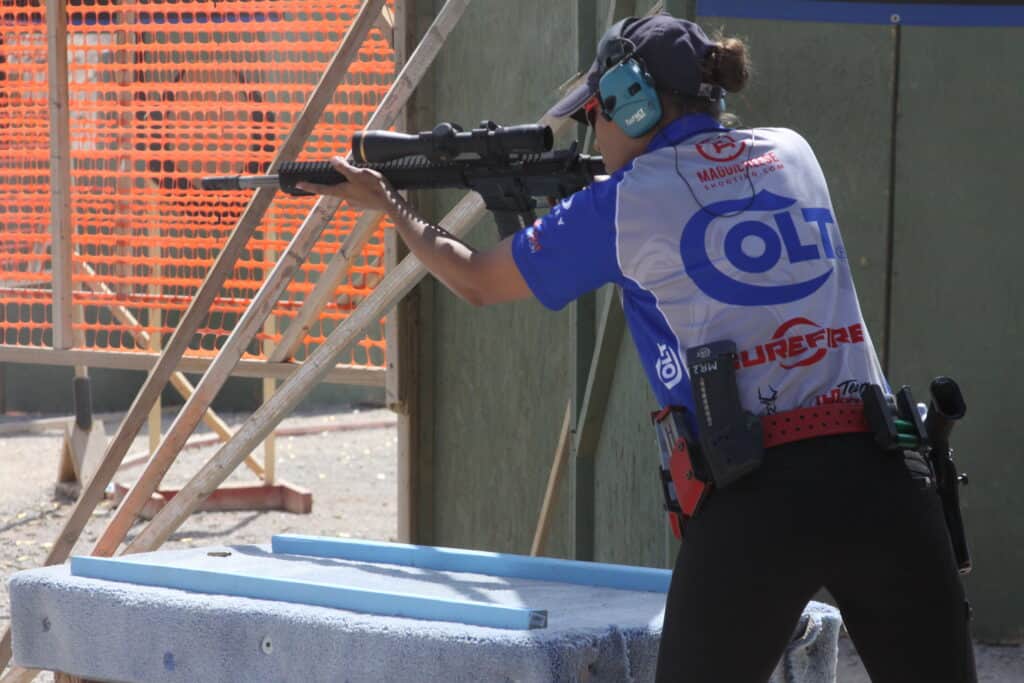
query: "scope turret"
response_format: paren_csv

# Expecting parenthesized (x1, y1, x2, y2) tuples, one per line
(351, 120, 553, 163)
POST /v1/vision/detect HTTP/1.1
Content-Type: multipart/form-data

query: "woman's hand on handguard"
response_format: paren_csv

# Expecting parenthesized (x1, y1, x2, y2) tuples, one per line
(296, 156, 398, 215)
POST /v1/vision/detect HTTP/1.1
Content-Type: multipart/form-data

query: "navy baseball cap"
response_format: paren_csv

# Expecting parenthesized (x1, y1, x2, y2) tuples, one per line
(548, 13, 719, 123)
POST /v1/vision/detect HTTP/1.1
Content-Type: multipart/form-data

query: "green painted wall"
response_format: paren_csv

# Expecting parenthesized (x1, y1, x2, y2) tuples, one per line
(409, 3, 1023, 639)
(888, 26, 1024, 642)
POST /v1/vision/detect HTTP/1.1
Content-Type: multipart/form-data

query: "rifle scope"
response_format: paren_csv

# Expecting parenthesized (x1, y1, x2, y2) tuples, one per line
(351, 121, 553, 164)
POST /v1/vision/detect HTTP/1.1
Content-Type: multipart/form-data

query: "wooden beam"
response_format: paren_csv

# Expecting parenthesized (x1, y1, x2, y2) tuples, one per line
(262, 222, 280, 485)
(530, 400, 573, 556)
(375, 4, 396, 49)
(567, 288, 625, 558)
(0, 345, 384, 386)
(147, 216, 163, 457)
(46, 0, 73, 350)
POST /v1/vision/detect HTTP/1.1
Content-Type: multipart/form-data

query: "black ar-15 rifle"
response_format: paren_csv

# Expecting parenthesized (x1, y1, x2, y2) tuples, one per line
(201, 120, 606, 239)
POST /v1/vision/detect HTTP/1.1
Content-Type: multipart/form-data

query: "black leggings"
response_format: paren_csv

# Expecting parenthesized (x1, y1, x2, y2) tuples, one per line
(655, 433, 976, 683)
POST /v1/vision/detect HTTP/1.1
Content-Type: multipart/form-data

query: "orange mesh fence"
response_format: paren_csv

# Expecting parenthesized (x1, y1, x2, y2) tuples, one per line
(0, 0, 394, 368)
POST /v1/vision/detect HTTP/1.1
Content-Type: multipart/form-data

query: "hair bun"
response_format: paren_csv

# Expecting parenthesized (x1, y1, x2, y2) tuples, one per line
(705, 36, 750, 94)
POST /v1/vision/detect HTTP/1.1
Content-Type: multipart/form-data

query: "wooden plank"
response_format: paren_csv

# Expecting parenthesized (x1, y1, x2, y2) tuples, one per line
(0, 346, 385, 386)
(110, 480, 312, 519)
(70, 556, 547, 630)
(46, 0, 73, 350)
(262, 223, 279, 485)
(147, 216, 163, 457)
(530, 400, 573, 557)
(375, 3, 396, 49)
(273, 535, 671, 593)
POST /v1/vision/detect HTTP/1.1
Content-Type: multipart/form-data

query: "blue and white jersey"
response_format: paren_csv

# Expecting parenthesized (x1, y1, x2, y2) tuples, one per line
(512, 113, 887, 417)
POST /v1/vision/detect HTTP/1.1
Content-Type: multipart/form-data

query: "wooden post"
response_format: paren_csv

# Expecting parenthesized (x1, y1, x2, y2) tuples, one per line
(262, 224, 279, 485)
(530, 400, 573, 556)
(46, 0, 73, 350)
(89, 0, 469, 559)
(147, 221, 163, 456)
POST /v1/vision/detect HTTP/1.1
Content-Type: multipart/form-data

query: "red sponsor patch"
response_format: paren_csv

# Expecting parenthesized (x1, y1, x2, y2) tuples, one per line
(525, 224, 542, 253)
(737, 317, 865, 370)
(696, 133, 747, 162)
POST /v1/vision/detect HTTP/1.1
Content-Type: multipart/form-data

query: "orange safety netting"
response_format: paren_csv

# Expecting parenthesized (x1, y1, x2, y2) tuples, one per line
(0, 0, 394, 368)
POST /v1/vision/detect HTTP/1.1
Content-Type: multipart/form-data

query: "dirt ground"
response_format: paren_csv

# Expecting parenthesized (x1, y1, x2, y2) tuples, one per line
(1, 404, 1020, 682)
(0, 404, 398, 682)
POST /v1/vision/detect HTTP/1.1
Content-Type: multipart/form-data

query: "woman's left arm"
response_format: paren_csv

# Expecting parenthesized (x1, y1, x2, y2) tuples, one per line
(298, 156, 533, 307)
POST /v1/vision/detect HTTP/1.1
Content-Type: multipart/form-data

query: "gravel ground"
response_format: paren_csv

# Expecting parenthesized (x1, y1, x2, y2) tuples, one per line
(1, 405, 1020, 682)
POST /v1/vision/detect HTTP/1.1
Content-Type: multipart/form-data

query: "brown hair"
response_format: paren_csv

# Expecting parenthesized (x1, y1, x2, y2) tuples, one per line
(662, 32, 751, 125)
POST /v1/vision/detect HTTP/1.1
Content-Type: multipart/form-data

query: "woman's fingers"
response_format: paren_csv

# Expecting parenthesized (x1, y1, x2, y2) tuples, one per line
(297, 154, 394, 214)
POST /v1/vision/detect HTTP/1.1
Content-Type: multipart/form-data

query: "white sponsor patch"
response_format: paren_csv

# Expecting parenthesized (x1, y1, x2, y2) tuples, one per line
(656, 343, 683, 390)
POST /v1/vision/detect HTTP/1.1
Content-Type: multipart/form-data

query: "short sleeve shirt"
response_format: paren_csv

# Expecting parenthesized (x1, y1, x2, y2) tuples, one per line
(511, 113, 888, 418)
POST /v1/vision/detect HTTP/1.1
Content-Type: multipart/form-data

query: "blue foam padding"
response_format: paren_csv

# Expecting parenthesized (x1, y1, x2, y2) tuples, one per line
(71, 554, 547, 630)
(11, 544, 675, 682)
(272, 534, 673, 593)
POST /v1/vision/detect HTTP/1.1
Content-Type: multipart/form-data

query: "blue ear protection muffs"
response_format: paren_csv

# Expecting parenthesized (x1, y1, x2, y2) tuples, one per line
(593, 23, 662, 137)
(598, 56, 662, 137)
